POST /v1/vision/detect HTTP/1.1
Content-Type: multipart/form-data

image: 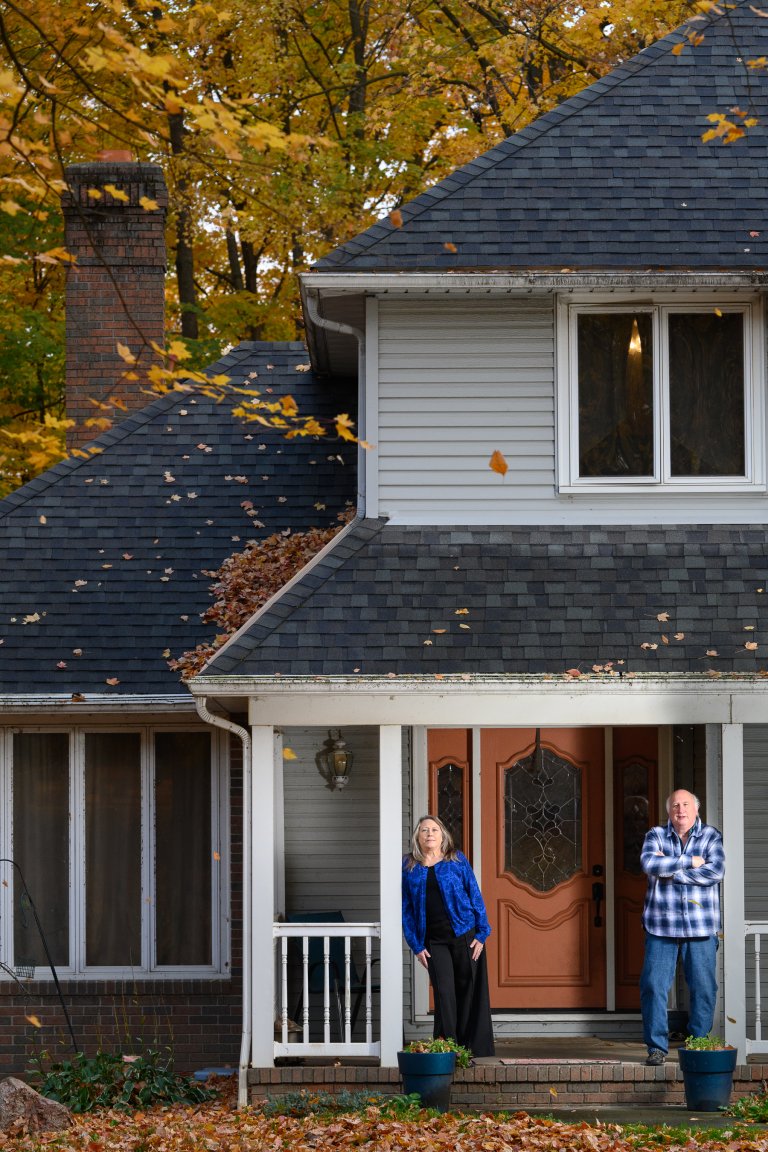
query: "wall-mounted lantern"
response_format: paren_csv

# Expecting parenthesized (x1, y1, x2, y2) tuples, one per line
(319, 729, 354, 790)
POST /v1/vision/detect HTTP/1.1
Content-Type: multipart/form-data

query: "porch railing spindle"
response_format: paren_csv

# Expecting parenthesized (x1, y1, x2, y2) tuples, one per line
(365, 935, 372, 1044)
(344, 936, 352, 1043)
(280, 935, 289, 1044)
(744, 921, 768, 1054)
(302, 936, 310, 1042)
(323, 934, 331, 1044)
(755, 932, 762, 1043)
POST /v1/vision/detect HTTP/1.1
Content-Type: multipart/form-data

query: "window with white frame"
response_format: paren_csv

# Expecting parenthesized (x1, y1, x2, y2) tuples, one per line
(1, 727, 228, 978)
(558, 299, 764, 490)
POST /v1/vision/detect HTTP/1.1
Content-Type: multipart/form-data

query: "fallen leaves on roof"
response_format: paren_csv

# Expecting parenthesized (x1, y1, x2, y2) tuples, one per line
(169, 506, 354, 679)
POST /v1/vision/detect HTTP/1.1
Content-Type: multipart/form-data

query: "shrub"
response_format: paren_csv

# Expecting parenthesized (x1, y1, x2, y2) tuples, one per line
(259, 1089, 425, 1118)
(29, 1049, 216, 1112)
(724, 1082, 768, 1122)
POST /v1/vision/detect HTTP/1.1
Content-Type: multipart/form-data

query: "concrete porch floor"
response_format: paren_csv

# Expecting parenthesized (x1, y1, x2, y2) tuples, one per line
(486, 1036, 663, 1063)
(282, 1035, 675, 1066)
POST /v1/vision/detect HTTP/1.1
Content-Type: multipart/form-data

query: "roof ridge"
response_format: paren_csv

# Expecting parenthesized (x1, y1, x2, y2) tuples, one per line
(201, 340, 309, 376)
(0, 388, 189, 518)
(315, 1, 738, 269)
(0, 342, 321, 521)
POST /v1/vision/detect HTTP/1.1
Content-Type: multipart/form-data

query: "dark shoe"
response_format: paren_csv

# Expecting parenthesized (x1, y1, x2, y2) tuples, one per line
(645, 1049, 666, 1066)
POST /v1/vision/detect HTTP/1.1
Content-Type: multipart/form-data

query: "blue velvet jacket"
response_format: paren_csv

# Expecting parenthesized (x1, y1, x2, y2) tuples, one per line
(401, 852, 491, 955)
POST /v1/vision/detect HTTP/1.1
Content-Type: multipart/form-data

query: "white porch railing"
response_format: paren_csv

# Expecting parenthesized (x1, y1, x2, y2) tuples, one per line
(273, 921, 381, 1059)
(745, 921, 768, 1054)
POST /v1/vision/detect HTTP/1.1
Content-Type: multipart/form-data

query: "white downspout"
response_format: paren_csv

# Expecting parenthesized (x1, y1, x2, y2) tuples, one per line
(304, 290, 366, 515)
(195, 696, 252, 1108)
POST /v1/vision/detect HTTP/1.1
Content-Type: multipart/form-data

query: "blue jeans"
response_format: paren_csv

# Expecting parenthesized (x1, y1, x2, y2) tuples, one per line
(640, 933, 718, 1054)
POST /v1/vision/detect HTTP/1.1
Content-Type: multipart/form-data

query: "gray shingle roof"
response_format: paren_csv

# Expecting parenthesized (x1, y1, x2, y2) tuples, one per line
(204, 520, 768, 677)
(316, 1, 768, 272)
(0, 343, 356, 695)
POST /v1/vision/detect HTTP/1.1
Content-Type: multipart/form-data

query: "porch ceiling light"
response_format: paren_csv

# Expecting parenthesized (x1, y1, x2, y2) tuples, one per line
(319, 729, 353, 790)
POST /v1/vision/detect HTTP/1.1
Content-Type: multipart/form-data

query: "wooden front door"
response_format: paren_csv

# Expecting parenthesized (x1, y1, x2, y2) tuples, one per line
(613, 727, 658, 1010)
(480, 728, 607, 1009)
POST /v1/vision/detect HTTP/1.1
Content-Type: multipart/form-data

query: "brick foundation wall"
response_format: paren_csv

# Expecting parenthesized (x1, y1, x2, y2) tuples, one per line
(0, 978, 242, 1077)
(62, 158, 168, 450)
(248, 1061, 768, 1110)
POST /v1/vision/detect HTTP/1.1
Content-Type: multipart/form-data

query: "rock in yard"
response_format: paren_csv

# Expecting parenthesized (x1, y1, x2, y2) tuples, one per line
(0, 1077, 73, 1133)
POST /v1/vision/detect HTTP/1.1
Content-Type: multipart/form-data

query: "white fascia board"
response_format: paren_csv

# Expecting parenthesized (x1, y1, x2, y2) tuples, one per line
(300, 271, 768, 295)
(0, 694, 197, 715)
(185, 673, 768, 727)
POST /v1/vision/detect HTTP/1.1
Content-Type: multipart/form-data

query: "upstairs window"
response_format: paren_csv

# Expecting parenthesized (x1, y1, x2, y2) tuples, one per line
(559, 300, 763, 491)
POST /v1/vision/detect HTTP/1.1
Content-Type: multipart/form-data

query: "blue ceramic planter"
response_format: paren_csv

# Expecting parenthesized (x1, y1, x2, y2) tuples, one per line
(678, 1046, 737, 1111)
(397, 1050, 457, 1112)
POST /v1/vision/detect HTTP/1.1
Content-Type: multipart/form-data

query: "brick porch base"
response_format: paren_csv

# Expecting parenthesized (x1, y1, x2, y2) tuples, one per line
(248, 1061, 768, 1110)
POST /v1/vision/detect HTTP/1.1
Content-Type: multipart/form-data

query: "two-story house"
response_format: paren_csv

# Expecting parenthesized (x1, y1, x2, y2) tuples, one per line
(187, 0, 768, 1099)
(3, 0, 768, 1112)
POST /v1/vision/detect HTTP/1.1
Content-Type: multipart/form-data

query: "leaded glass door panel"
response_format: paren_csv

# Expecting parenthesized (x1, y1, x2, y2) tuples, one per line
(428, 728, 472, 858)
(613, 727, 658, 1011)
(481, 728, 606, 1009)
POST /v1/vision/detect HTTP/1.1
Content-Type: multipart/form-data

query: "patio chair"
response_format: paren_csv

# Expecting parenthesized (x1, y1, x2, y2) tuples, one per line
(286, 910, 380, 1039)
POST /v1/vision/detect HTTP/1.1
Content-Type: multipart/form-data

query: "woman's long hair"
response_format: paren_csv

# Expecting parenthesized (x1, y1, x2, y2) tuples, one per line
(404, 814, 460, 870)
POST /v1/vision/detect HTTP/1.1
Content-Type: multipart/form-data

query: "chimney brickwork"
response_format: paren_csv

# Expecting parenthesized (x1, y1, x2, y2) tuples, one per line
(62, 160, 168, 449)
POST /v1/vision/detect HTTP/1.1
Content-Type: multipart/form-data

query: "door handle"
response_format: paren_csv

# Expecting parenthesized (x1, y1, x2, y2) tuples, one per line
(592, 880, 604, 927)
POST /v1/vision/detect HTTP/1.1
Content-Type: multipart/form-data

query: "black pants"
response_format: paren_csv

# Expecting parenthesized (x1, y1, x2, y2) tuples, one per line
(426, 930, 495, 1057)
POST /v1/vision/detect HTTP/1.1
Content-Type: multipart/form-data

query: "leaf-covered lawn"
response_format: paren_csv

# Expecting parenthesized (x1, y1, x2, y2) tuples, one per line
(2, 1100, 768, 1152)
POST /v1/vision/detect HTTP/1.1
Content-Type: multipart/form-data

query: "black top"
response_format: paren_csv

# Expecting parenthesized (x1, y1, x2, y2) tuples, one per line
(425, 865, 454, 943)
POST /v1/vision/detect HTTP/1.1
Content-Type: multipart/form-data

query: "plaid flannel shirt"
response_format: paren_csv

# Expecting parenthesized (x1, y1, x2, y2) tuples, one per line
(641, 816, 725, 937)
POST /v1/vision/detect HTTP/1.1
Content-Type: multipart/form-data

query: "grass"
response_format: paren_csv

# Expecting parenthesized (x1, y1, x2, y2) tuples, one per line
(619, 1122, 756, 1146)
(258, 1090, 430, 1119)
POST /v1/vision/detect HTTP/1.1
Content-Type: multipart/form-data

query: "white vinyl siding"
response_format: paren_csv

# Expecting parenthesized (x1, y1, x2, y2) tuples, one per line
(281, 724, 413, 920)
(372, 293, 768, 525)
(376, 298, 556, 519)
(744, 726, 768, 918)
(282, 725, 381, 920)
(281, 725, 413, 1035)
(742, 725, 768, 1031)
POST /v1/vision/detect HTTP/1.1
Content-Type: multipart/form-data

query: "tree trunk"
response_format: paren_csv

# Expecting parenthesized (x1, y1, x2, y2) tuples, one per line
(168, 111, 199, 340)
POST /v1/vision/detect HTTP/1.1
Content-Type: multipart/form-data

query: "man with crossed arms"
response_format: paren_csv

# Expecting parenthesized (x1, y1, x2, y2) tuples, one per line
(640, 789, 726, 1066)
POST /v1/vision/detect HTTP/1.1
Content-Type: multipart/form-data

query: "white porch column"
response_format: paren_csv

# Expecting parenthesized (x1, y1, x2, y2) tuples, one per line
(250, 724, 276, 1067)
(379, 724, 404, 1066)
(722, 723, 746, 1061)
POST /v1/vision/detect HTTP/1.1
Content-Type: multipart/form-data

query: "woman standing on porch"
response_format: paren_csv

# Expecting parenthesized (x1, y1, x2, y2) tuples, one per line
(402, 815, 495, 1057)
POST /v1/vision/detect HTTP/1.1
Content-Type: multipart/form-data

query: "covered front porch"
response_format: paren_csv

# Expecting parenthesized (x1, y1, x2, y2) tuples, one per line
(190, 674, 768, 1107)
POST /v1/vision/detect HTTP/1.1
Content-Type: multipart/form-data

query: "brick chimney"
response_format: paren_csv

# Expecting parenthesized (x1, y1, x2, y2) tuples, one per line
(62, 154, 168, 449)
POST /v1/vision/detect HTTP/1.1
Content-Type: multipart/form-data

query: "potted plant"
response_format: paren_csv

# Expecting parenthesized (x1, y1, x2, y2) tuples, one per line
(677, 1034, 737, 1111)
(396, 1037, 471, 1112)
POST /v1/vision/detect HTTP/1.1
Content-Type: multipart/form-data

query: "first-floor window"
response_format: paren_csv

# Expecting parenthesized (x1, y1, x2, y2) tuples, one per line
(12, 733, 69, 968)
(4, 727, 226, 977)
(560, 298, 762, 491)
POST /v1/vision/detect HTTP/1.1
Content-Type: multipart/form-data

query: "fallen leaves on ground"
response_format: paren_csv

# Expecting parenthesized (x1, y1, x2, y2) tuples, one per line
(1, 1099, 766, 1152)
